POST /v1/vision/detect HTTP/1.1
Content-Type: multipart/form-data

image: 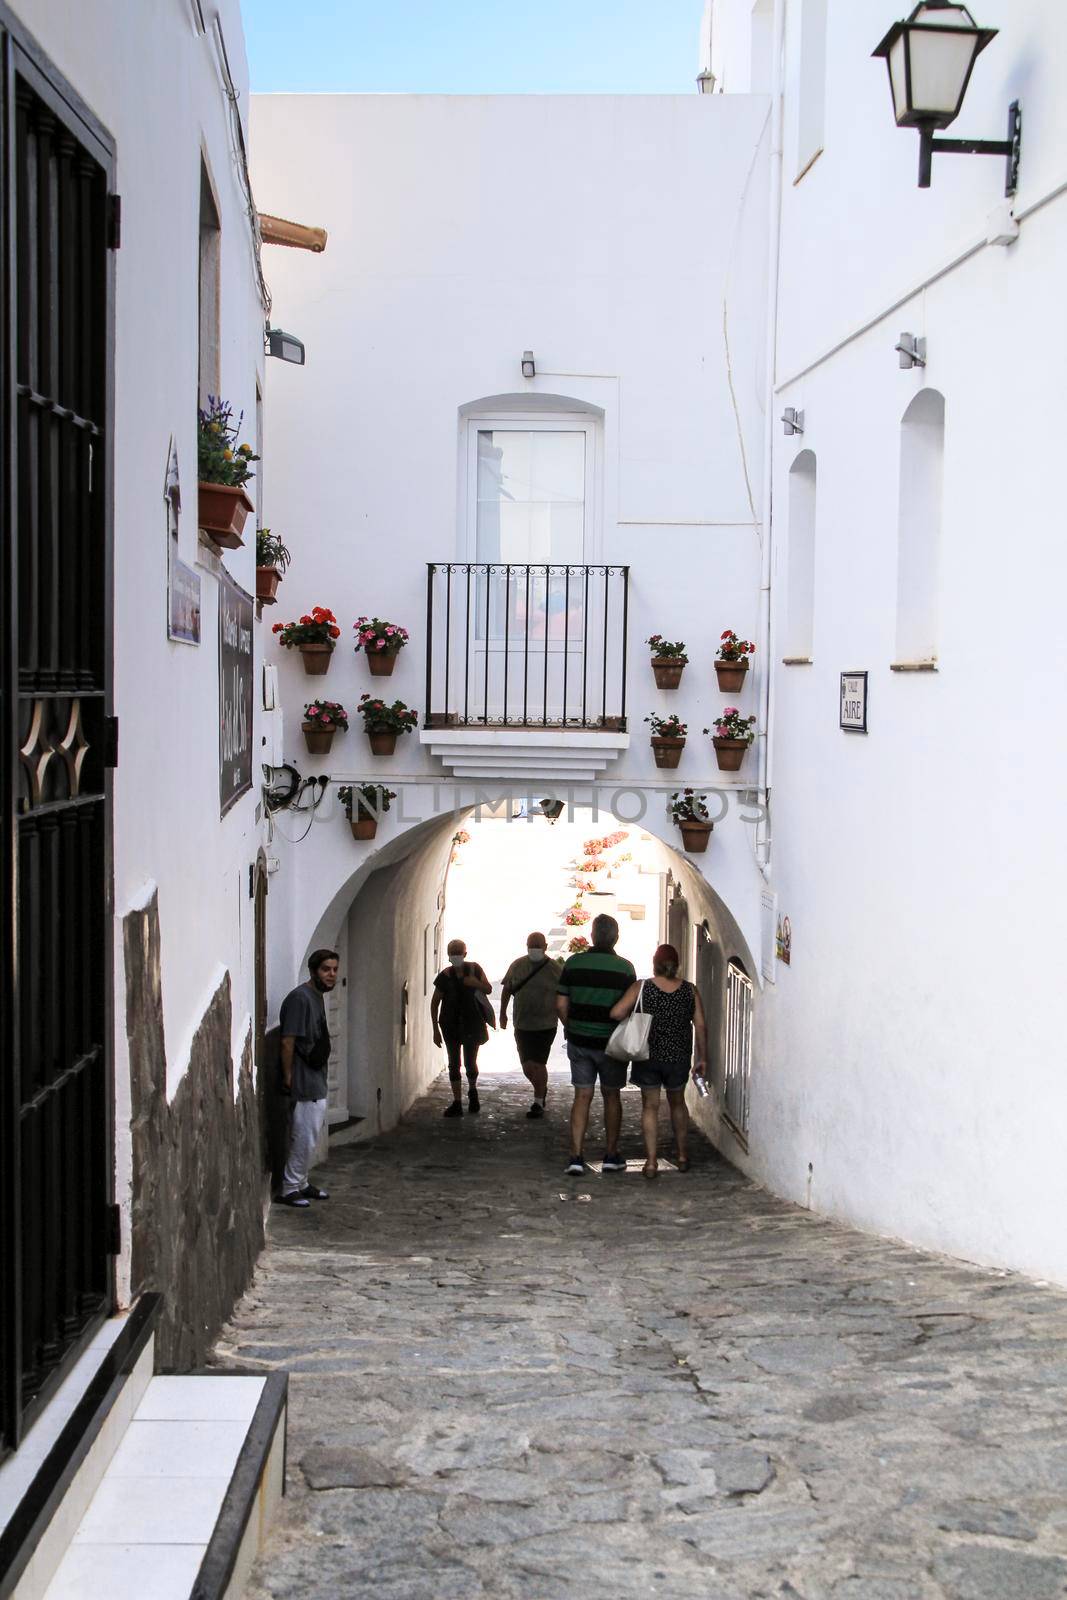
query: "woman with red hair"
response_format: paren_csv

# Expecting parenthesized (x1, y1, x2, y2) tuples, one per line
(610, 944, 707, 1178)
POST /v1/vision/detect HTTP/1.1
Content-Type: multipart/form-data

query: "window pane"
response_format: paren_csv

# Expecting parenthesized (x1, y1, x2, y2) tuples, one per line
(476, 429, 585, 566)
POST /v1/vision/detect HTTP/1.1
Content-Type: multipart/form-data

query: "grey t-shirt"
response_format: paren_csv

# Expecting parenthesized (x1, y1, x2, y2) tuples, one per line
(279, 982, 330, 1102)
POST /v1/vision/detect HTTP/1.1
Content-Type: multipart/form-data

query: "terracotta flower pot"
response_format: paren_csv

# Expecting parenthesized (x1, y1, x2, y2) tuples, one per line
(651, 735, 686, 770)
(678, 820, 713, 854)
(197, 482, 254, 548)
(302, 722, 337, 756)
(350, 816, 379, 841)
(712, 736, 750, 773)
(256, 566, 281, 603)
(651, 656, 686, 690)
(298, 643, 334, 676)
(715, 659, 750, 694)
(366, 649, 400, 677)
(367, 728, 398, 756)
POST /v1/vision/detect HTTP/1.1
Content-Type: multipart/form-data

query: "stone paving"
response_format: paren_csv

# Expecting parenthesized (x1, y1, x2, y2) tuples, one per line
(216, 1065, 1067, 1599)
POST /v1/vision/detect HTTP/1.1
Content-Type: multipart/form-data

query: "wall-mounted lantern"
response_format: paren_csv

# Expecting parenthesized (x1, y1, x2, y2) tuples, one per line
(521, 350, 536, 379)
(872, 3, 1021, 193)
(895, 332, 927, 368)
(266, 326, 306, 365)
(782, 407, 804, 437)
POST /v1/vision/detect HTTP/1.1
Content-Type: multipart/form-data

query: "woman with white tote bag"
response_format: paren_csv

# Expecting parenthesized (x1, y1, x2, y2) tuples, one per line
(609, 944, 707, 1178)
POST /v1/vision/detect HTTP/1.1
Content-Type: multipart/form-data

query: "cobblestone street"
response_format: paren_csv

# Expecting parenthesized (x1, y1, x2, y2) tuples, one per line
(217, 1066, 1067, 1599)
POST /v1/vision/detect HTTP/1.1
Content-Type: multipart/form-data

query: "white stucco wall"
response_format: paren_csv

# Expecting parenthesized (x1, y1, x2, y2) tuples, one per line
(250, 90, 773, 1030)
(11, 0, 268, 1294)
(715, 0, 1067, 1282)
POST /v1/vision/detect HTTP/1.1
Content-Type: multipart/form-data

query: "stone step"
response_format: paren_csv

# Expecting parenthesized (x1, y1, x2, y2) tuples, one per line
(17, 1369, 285, 1600)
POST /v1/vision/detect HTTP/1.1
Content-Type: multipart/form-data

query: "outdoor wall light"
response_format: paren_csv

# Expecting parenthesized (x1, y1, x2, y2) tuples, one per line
(521, 350, 536, 379)
(872, 3, 1021, 193)
(782, 407, 804, 437)
(896, 332, 927, 368)
(266, 326, 306, 365)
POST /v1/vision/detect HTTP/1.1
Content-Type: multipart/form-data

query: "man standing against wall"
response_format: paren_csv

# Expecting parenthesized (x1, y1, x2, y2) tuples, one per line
(277, 949, 338, 1208)
(556, 915, 635, 1175)
(500, 931, 563, 1119)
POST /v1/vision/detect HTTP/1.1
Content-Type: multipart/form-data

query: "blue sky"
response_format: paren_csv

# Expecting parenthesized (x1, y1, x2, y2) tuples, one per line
(242, 0, 703, 94)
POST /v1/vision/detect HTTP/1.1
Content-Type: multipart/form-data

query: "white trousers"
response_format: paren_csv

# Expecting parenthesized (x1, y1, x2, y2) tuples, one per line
(282, 1097, 328, 1196)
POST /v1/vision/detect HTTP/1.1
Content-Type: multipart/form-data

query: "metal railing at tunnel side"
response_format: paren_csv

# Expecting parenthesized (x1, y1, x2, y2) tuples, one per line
(424, 562, 629, 732)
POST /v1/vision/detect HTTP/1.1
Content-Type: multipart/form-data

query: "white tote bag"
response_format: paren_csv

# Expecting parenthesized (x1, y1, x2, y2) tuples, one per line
(605, 980, 652, 1062)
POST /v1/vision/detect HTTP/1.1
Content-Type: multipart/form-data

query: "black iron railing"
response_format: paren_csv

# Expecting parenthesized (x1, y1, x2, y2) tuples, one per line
(425, 563, 629, 731)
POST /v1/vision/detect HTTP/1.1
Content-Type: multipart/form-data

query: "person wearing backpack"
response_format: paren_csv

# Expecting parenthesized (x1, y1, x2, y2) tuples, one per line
(431, 938, 493, 1117)
(277, 948, 338, 1207)
(609, 943, 707, 1179)
(500, 931, 564, 1119)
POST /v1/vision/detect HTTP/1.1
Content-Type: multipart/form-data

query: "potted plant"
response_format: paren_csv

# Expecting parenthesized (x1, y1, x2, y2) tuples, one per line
(564, 904, 592, 927)
(705, 709, 757, 772)
(647, 634, 688, 690)
(568, 935, 590, 953)
(302, 699, 348, 756)
(670, 790, 714, 854)
(271, 607, 342, 675)
(338, 782, 397, 841)
(358, 693, 418, 756)
(197, 397, 259, 547)
(645, 712, 688, 769)
(255, 528, 291, 603)
(582, 839, 605, 856)
(354, 616, 411, 677)
(715, 630, 755, 693)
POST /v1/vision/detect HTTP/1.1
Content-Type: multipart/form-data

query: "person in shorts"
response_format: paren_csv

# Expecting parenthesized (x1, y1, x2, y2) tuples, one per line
(610, 943, 707, 1178)
(500, 931, 564, 1119)
(556, 914, 635, 1176)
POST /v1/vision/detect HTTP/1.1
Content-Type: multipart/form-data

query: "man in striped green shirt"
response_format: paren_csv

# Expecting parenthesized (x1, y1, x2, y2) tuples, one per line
(556, 915, 635, 1176)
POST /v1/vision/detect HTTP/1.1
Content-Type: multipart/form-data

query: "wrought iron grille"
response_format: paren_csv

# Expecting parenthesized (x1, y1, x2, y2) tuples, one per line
(723, 961, 753, 1138)
(424, 563, 629, 731)
(1, 26, 114, 1454)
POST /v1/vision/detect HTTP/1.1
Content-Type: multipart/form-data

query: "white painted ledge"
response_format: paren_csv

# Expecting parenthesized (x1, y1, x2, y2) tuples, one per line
(420, 728, 630, 782)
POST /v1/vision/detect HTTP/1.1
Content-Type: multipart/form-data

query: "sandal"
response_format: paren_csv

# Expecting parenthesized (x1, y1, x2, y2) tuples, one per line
(675, 1156, 691, 1173)
(643, 1162, 658, 1180)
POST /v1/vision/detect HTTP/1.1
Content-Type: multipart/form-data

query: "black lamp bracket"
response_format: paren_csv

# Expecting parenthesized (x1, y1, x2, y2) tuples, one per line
(918, 99, 1020, 192)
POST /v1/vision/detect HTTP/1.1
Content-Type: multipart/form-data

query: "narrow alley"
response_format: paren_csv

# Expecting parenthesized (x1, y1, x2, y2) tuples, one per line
(218, 1067, 1067, 1600)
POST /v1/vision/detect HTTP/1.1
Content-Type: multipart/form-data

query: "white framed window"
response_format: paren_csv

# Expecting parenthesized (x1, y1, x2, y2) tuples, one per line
(895, 389, 945, 664)
(785, 449, 817, 660)
(462, 413, 599, 645)
(724, 960, 753, 1139)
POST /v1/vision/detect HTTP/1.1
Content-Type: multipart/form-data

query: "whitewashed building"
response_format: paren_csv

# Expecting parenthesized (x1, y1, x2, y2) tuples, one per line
(0, 1, 289, 1590)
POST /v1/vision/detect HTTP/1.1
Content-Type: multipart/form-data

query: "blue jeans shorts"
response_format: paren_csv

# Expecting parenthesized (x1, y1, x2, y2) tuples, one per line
(567, 1040, 627, 1091)
(630, 1058, 691, 1092)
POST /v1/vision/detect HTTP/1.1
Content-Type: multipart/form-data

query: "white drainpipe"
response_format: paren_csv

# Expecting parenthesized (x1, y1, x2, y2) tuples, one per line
(754, 0, 786, 880)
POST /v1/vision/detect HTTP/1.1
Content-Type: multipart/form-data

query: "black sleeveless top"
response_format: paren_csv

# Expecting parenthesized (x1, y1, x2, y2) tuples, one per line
(640, 980, 695, 1066)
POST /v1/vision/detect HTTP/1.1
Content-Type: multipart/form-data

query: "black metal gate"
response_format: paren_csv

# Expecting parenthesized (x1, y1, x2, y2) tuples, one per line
(0, 14, 115, 1455)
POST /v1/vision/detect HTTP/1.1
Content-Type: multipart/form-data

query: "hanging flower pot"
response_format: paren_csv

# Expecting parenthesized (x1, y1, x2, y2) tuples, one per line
(339, 783, 397, 842)
(646, 713, 688, 770)
(651, 736, 685, 769)
(256, 567, 282, 603)
(197, 398, 259, 547)
(198, 483, 255, 548)
(679, 820, 713, 853)
(273, 607, 342, 675)
(647, 634, 688, 690)
(299, 643, 335, 676)
(706, 709, 756, 773)
(670, 790, 714, 854)
(357, 694, 418, 757)
(715, 630, 755, 693)
(354, 616, 411, 678)
(301, 700, 348, 756)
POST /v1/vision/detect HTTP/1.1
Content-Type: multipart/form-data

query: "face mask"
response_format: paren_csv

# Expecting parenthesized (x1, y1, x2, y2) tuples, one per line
(450, 954, 465, 968)
(527, 947, 546, 964)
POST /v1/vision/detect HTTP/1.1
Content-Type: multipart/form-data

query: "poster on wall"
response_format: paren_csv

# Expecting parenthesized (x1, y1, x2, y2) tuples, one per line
(165, 438, 201, 645)
(219, 570, 254, 816)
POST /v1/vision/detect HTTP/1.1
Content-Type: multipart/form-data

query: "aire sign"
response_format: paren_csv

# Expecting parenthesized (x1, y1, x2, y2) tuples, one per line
(840, 671, 868, 734)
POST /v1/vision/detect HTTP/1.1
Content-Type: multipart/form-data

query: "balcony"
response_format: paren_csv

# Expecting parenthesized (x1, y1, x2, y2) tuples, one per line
(421, 562, 631, 780)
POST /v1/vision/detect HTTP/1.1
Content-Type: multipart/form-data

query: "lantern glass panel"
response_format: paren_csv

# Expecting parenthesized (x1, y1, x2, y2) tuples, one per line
(907, 26, 980, 119)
